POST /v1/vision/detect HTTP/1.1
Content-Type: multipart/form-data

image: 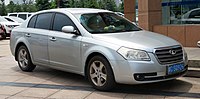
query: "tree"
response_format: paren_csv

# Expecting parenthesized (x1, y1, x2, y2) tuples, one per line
(26, 4, 37, 12)
(0, 0, 7, 16)
(50, 0, 57, 8)
(59, 0, 70, 8)
(87, 0, 99, 8)
(98, 0, 105, 9)
(35, 0, 51, 11)
(119, 0, 124, 13)
(6, 1, 15, 13)
(14, 4, 22, 12)
(104, 0, 117, 11)
(22, 0, 26, 4)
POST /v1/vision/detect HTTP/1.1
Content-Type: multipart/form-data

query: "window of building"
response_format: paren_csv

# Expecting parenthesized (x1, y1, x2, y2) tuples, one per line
(162, 0, 200, 24)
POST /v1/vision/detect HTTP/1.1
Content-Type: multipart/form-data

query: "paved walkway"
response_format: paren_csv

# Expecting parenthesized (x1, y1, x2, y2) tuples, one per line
(0, 39, 200, 99)
(185, 47, 200, 68)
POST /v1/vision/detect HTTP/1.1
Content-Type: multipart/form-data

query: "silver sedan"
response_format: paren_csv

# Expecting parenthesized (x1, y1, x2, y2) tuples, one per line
(10, 8, 188, 91)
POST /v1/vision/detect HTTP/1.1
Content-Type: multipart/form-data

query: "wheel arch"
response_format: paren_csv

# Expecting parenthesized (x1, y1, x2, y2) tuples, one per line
(84, 51, 116, 82)
(14, 41, 33, 63)
(15, 42, 27, 61)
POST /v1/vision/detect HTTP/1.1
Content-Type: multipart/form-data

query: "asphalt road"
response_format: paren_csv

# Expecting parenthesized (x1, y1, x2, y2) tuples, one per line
(0, 39, 200, 99)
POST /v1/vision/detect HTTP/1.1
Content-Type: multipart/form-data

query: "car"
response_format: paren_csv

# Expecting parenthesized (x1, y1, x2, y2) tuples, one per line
(3, 16, 25, 24)
(197, 41, 200, 47)
(10, 8, 188, 91)
(115, 12, 124, 17)
(7, 12, 34, 20)
(181, 8, 200, 24)
(0, 24, 6, 40)
(0, 16, 20, 37)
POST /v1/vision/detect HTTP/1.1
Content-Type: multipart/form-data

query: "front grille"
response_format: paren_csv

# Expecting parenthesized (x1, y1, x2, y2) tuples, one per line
(155, 45, 183, 64)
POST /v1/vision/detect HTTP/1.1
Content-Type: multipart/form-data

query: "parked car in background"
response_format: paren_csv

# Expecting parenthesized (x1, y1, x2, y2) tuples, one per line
(197, 41, 200, 47)
(0, 16, 20, 37)
(10, 8, 188, 91)
(7, 12, 34, 20)
(3, 16, 25, 24)
(0, 24, 6, 40)
(115, 12, 124, 17)
(181, 8, 200, 24)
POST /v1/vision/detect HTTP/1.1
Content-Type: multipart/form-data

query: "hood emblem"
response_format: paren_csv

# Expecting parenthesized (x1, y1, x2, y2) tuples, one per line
(169, 50, 176, 55)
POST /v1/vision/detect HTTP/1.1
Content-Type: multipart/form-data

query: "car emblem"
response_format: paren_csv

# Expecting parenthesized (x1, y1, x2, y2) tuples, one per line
(169, 50, 176, 55)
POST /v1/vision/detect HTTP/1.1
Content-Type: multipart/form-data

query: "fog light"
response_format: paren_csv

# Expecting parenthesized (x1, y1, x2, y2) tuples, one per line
(134, 74, 144, 81)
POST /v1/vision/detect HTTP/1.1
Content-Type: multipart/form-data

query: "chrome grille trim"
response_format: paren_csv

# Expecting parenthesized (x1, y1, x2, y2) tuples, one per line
(154, 45, 183, 65)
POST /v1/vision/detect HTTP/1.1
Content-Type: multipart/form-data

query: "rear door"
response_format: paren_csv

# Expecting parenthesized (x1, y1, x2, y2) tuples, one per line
(26, 13, 54, 65)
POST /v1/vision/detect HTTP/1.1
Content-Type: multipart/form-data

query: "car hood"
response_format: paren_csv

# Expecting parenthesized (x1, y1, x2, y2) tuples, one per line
(92, 30, 181, 52)
(0, 22, 20, 26)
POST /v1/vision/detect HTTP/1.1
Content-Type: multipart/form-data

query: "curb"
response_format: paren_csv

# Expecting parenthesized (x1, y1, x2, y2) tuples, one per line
(188, 60, 200, 68)
(185, 67, 200, 78)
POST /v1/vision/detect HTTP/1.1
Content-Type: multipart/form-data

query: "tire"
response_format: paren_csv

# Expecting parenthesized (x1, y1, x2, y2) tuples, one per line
(87, 55, 115, 91)
(0, 32, 6, 40)
(17, 45, 36, 72)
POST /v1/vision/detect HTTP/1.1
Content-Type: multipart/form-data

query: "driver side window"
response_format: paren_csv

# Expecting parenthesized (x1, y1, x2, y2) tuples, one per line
(52, 13, 77, 32)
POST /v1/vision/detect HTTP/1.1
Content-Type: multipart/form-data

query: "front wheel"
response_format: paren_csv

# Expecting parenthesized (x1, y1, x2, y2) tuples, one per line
(87, 55, 115, 91)
(17, 46, 36, 72)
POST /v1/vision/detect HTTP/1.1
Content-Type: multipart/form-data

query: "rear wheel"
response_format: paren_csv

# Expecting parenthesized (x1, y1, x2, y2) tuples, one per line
(87, 55, 115, 91)
(17, 46, 36, 72)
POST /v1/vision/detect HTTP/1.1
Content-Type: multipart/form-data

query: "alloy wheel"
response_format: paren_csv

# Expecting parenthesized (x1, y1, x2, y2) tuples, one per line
(89, 61, 107, 87)
(18, 48, 29, 68)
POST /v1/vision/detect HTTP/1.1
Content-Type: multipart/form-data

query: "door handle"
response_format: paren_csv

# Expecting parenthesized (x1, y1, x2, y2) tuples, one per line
(49, 37, 56, 41)
(25, 33, 31, 37)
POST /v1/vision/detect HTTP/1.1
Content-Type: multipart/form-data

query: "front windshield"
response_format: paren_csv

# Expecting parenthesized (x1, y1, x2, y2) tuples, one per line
(76, 13, 141, 34)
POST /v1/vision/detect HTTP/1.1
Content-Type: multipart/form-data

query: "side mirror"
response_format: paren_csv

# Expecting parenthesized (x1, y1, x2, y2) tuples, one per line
(62, 26, 78, 35)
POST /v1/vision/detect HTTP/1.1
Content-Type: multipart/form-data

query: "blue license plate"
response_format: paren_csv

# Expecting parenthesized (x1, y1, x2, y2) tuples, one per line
(168, 64, 184, 75)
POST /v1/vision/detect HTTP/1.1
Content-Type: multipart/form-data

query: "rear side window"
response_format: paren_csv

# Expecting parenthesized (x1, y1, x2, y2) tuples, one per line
(28, 15, 37, 28)
(189, 10, 200, 18)
(35, 13, 53, 30)
(53, 13, 76, 32)
(28, 14, 32, 17)
(18, 14, 26, 20)
(9, 14, 17, 17)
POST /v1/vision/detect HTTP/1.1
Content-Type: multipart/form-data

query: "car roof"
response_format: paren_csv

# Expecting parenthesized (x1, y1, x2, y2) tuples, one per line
(38, 8, 112, 14)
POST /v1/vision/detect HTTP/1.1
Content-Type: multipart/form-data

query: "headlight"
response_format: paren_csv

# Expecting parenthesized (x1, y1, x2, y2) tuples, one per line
(117, 47, 150, 61)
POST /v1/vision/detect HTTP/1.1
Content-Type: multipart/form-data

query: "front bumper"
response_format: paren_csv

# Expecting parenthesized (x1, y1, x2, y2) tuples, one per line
(133, 66, 187, 81)
(110, 53, 188, 84)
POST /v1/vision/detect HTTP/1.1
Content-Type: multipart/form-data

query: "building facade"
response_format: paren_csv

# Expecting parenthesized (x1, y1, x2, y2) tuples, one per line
(125, 0, 200, 47)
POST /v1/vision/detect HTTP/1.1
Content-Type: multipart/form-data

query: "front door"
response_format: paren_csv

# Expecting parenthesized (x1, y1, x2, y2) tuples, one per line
(48, 13, 82, 72)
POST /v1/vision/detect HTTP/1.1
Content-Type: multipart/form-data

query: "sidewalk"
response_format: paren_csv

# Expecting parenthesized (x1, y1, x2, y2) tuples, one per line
(185, 47, 200, 68)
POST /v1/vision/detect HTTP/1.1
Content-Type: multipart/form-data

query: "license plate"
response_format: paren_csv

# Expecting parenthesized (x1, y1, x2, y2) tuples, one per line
(168, 63, 184, 75)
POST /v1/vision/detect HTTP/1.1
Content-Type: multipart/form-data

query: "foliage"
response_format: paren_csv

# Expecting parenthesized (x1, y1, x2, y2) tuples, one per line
(5, 1, 37, 15)
(35, 0, 51, 10)
(0, 0, 124, 16)
(0, 0, 7, 16)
